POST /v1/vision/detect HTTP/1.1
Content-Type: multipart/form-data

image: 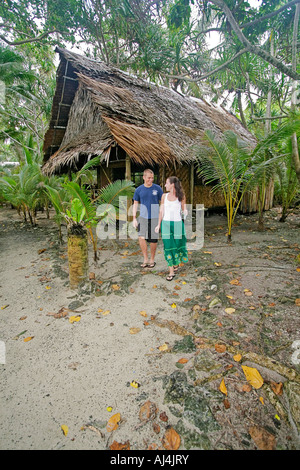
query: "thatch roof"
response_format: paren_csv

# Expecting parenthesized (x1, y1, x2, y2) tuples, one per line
(42, 47, 256, 175)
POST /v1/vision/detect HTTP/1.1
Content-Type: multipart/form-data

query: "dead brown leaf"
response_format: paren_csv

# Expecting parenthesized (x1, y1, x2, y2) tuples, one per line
(47, 307, 69, 319)
(129, 327, 141, 334)
(177, 358, 188, 364)
(106, 413, 121, 432)
(111, 284, 120, 291)
(159, 412, 168, 422)
(153, 422, 160, 434)
(270, 381, 283, 396)
(215, 343, 227, 353)
(139, 401, 158, 423)
(223, 398, 230, 409)
(249, 425, 276, 450)
(162, 427, 181, 450)
(110, 440, 130, 450)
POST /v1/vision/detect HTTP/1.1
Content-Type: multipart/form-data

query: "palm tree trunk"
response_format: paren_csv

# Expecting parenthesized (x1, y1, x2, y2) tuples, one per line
(67, 227, 89, 289)
(87, 226, 98, 262)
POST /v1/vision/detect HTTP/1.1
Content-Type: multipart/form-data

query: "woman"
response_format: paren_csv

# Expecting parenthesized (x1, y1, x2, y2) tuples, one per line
(155, 176, 188, 281)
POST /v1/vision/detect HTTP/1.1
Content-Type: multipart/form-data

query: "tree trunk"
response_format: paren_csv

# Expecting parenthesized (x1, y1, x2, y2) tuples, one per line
(237, 90, 247, 129)
(67, 228, 89, 289)
(291, 3, 300, 183)
(258, 35, 274, 232)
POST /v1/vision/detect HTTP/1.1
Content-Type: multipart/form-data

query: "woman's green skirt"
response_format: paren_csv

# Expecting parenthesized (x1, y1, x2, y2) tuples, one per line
(161, 220, 188, 267)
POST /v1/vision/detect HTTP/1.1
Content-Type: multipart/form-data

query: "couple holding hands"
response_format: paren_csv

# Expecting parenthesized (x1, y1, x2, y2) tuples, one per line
(132, 169, 188, 281)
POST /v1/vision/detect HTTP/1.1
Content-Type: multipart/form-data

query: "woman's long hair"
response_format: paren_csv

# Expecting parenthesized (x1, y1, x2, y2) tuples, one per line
(168, 176, 185, 202)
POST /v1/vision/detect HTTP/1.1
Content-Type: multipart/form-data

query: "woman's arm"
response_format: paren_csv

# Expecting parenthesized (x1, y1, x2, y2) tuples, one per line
(181, 196, 188, 219)
(155, 193, 165, 232)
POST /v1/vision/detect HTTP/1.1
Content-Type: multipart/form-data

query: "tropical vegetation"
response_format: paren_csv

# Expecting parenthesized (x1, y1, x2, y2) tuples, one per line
(0, 0, 299, 281)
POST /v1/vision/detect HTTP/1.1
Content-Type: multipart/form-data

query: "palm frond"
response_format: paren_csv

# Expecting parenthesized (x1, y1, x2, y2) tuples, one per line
(96, 179, 135, 207)
(44, 184, 70, 215)
(76, 155, 102, 179)
(252, 112, 300, 156)
(196, 130, 253, 199)
(62, 181, 96, 223)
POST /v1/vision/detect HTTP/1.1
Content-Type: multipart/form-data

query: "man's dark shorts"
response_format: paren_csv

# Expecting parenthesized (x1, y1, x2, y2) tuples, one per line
(138, 217, 159, 243)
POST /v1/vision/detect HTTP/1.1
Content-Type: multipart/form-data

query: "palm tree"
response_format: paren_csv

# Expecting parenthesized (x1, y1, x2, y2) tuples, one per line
(196, 130, 279, 242)
(0, 159, 42, 225)
(45, 178, 135, 289)
(252, 110, 300, 222)
(275, 157, 299, 222)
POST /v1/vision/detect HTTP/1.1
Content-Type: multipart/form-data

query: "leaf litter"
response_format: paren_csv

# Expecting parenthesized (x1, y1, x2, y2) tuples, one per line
(1, 206, 300, 450)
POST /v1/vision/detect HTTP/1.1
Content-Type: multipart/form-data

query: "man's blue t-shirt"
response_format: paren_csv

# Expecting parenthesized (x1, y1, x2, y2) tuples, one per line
(133, 184, 163, 219)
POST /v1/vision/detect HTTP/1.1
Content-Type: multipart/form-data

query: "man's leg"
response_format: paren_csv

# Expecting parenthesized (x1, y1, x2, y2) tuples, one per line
(139, 236, 149, 265)
(148, 217, 159, 266)
(137, 217, 149, 266)
(149, 242, 157, 265)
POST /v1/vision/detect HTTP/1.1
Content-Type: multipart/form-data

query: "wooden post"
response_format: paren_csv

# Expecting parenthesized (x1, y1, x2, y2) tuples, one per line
(97, 166, 101, 189)
(161, 166, 166, 189)
(125, 154, 132, 221)
(125, 154, 131, 181)
(190, 163, 194, 208)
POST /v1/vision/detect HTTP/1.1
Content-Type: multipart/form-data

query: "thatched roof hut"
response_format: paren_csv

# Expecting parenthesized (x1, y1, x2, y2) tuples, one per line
(43, 47, 265, 210)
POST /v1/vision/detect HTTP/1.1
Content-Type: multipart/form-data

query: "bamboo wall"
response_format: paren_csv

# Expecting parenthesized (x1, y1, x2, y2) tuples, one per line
(239, 179, 274, 213)
(159, 164, 225, 208)
(99, 161, 273, 213)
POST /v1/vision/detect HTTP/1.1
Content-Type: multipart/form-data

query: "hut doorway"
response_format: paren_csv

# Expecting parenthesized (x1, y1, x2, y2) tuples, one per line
(130, 163, 159, 186)
(110, 161, 160, 186)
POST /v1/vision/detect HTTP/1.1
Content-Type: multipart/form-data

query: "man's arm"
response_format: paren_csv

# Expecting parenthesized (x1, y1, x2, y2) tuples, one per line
(132, 200, 139, 228)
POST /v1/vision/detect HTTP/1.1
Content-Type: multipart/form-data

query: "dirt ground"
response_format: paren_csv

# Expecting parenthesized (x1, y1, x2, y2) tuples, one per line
(0, 204, 300, 452)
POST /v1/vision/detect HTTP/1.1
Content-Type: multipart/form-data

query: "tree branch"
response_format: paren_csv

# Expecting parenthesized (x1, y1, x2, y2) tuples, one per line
(162, 47, 249, 82)
(240, 0, 300, 30)
(250, 114, 289, 122)
(0, 29, 61, 46)
(208, 0, 300, 81)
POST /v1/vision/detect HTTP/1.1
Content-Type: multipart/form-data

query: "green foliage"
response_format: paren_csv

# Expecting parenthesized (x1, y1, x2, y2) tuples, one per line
(66, 198, 86, 224)
(44, 176, 135, 259)
(0, 160, 43, 224)
(0, 0, 298, 234)
(167, 0, 193, 31)
(274, 158, 299, 221)
(196, 129, 281, 241)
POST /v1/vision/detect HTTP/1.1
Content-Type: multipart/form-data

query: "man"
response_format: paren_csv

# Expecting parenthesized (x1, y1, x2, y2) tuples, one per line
(132, 169, 163, 268)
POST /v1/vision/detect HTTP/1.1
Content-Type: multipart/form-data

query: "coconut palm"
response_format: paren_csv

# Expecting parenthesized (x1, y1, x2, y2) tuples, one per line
(45, 178, 135, 289)
(196, 130, 279, 242)
(275, 157, 299, 222)
(251, 110, 300, 222)
(0, 160, 43, 225)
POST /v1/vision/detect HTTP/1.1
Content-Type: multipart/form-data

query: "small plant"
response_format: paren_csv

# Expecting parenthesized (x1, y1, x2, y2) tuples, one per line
(44, 178, 135, 289)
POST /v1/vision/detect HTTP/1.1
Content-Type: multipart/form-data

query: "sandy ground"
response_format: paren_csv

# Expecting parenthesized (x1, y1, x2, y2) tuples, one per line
(0, 204, 300, 451)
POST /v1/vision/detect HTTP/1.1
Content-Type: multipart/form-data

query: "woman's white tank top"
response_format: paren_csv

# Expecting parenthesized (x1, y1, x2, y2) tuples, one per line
(163, 193, 182, 221)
